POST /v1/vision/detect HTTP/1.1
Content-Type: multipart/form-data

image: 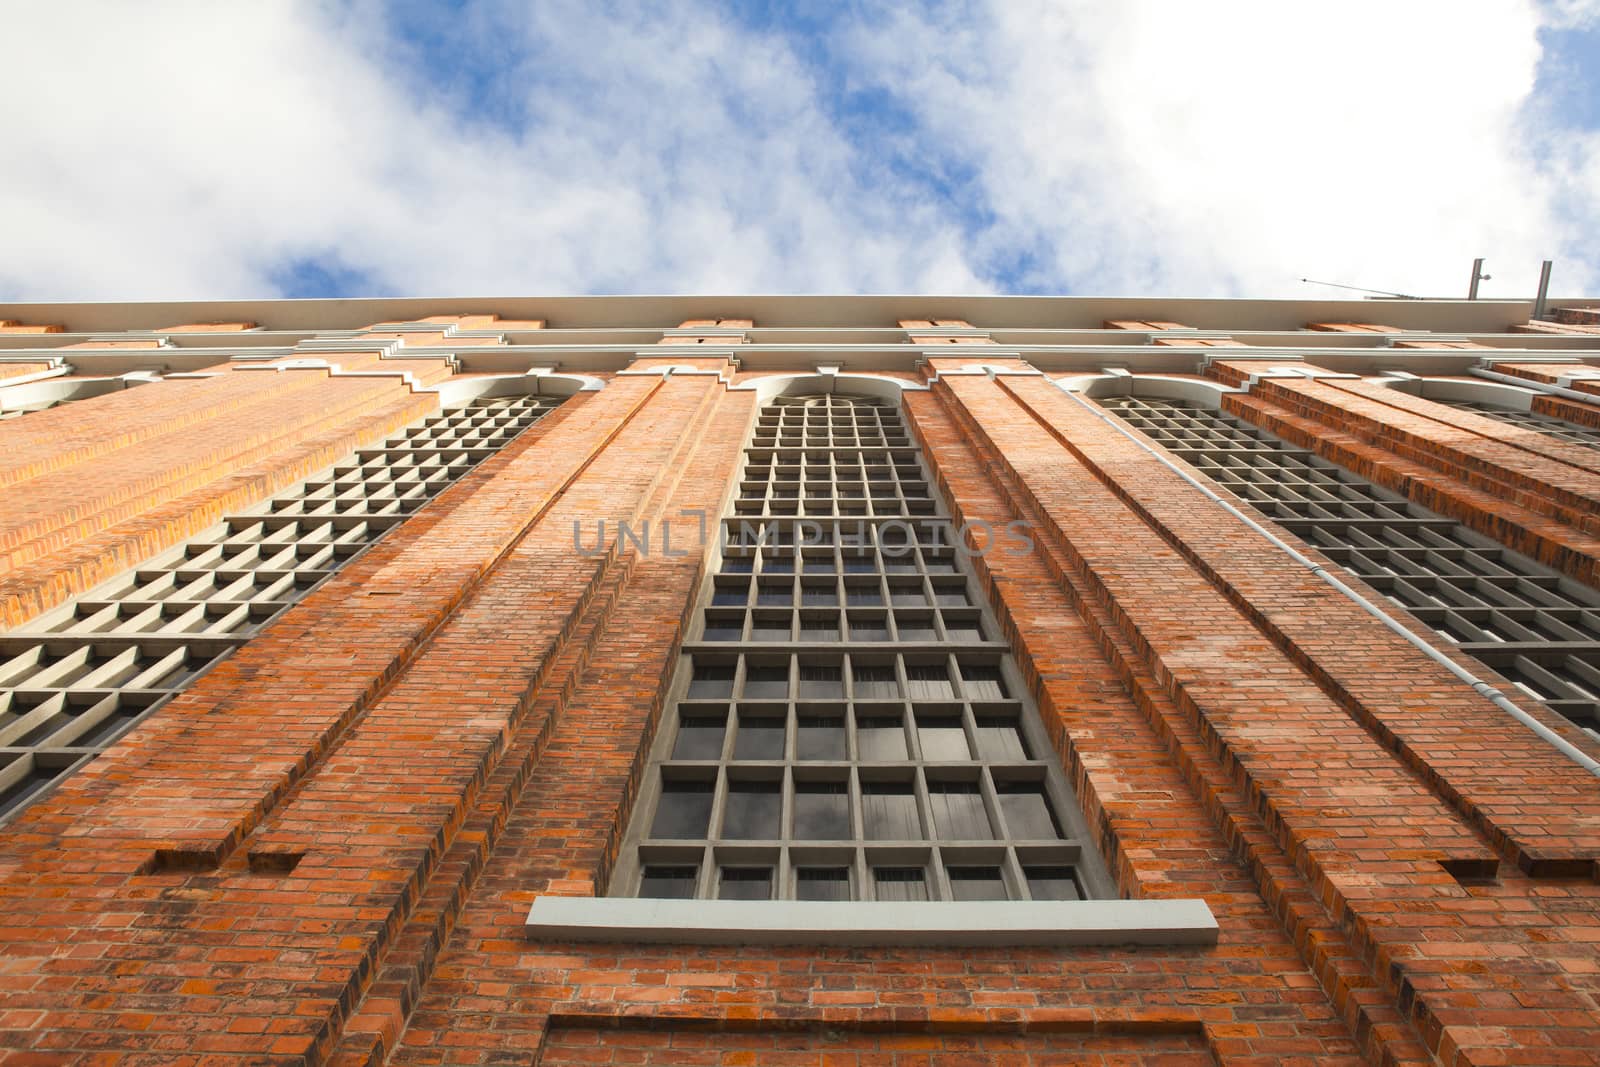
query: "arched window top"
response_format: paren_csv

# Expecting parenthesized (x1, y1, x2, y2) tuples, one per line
(1056, 372, 1240, 408)
(1370, 374, 1537, 412)
(731, 372, 925, 405)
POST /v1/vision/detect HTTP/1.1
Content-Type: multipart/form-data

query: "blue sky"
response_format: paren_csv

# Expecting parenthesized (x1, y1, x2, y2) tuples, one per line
(3, 0, 1598, 302)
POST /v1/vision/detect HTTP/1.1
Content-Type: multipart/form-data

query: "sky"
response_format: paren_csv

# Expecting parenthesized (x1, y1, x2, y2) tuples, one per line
(2, 0, 1598, 303)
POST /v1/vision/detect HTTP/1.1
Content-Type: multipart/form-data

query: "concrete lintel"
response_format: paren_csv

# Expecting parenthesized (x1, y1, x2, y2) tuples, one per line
(525, 896, 1219, 947)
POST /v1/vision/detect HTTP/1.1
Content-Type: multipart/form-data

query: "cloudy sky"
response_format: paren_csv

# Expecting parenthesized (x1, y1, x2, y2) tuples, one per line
(4, 1, 1598, 302)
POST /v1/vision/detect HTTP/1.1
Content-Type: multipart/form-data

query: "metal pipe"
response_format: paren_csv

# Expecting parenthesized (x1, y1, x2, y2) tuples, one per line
(1468, 258, 1487, 300)
(1470, 365, 1600, 406)
(1054, 383, 1600, 778)
(1533, 260, 1553, 321)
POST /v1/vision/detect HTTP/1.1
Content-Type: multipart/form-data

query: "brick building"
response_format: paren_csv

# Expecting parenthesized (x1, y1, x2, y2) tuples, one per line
(1, 294, 1599, 1065)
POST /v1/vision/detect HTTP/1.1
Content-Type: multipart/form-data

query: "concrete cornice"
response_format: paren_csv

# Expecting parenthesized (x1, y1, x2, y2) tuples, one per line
(2, 293, 1585, 335)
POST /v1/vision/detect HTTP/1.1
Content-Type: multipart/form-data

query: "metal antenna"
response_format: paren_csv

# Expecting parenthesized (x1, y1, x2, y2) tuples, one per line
(1300, 278, 1422, 300)
(1467, 258, 1490, 300)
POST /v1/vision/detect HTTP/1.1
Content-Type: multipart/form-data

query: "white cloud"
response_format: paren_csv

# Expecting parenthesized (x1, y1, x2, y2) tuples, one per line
(0, 0, 980, 300)
(846, 0, 1600, 299)
(0, 0, 1595, 302)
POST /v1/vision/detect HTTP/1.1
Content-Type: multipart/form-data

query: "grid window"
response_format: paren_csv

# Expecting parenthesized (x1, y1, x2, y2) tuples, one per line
(1440, 398, 1600, 451)
(1099, 394, 1600, 736)
(616, 394, 1112, 900)
(0, 394, 566, 823)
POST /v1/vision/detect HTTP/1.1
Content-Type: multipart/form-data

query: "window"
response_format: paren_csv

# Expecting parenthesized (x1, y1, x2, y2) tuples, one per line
(0, 394, 566, 822)
(614, 394, 1112, 901)
(1098, 394, 1600, 737)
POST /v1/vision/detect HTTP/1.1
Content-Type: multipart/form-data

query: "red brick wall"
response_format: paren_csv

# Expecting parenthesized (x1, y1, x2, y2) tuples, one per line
(0, 367, 440, 625)
(537, 1021, 1216, 1065)
(1, 343, 1599, 1067)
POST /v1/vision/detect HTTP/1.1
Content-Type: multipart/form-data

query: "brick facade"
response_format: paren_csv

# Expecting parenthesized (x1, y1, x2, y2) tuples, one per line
(1, 297, 1599, 1065)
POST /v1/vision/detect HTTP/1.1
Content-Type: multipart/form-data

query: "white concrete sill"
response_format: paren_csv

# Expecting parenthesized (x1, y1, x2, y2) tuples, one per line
(525, 897, 1219, 947)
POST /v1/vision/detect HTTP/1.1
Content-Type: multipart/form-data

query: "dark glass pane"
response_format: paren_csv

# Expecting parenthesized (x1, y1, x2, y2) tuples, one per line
(846, 586, 884, 606)
(793, 781, 850, 839)
(960, 665, 1008, 700)
(944, 620, 983, 643)
(852, 665, 898, 699)
(916, 716, 970, 761)
(723, 782, 781, 839)
(928, 782, 992, 839)
(999, 786, 1062, 839)
(687, 665, 734, 700)
(850, 621, 888, 642)
(756, 586, 792, 607)
(862, 781, 920, 839)
(797, 867, 851, 901)
(801, 586, 838, 606)
(1025, 865, 1081, 901)
(856, 716, 908, 761)
(640, 865, 698, 899)
(763, 557, 794, 574)
(798, 665, 844, 699)
(751, 616, 791, 641)
(873, 866, 928, 901)
(948, 866, 1007, 901)
(651, 781, 714, 839)
(734, 718, 786, 760)
(718, 867, 773, 900)
(672, 716, 726, 761)
(743, 666, 789, 700)
(800, 620, 839, 642)
(796, 716, 846, 760)
(906, 664, 954, 699)
(974, 717, 1029, 761)
(711, 584, 748, 606)
(703, 620, 741, 642)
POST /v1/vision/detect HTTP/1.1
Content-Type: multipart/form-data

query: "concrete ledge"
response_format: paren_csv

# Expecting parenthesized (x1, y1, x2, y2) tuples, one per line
(525, 896, 1219, 947)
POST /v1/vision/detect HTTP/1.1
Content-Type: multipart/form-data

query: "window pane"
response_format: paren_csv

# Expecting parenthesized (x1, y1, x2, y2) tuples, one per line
(733, 717, 786, 760)
(798, 664, 843, 699)
(873, 866, 928, 901)
(796, 716, 846, 761)
(960, 665, 1008, 700)
(948, 866, 1007, 901)
(1025, 865, 1081, 901)
(688, 665, 734, 700)
(852, 665, 898, 699)
(856, 716, 908, 761)
(723, 782, 781, 839)
(640, 865, 698, 898)
(916, 715, 970, 761)
(928, 782, 992, 839)
(672, 716, 726, 761)
(719, 867, 773, 900)
(974, 717, 1029, 761)
(906, 664, 954, 699)
(792, 781, 850, 839)
(743, 665, 789, 700)
(999, 785, 1062, 839)
(796, 867, 851, 901)
(651, 780, 714, 839)
(862, 781, 920, 839)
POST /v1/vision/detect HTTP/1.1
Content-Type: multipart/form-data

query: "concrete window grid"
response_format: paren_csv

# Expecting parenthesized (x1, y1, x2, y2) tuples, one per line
(1441, 398, 1600, 451)
(616, 393, 1113, 903)
(1098, 394, 1600, 737)
(0, 393, 564, 822)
